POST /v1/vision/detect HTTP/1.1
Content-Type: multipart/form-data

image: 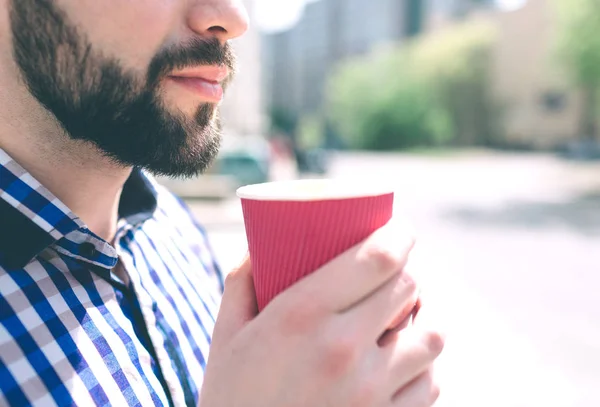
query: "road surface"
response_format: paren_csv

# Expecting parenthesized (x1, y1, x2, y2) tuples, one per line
(186, 150, 600, 407)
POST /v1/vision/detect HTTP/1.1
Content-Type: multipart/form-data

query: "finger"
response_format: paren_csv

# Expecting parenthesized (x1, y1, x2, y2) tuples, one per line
(378, 307, 417, 347)
(388, 293, 421, 331)
(382, 326, 445, 394)
(286, 218, 415, 313)
(392, 368, 440, 407)
(211, 255, 258, 349)
(412, 295, 446, 339)
(411, 297, 422, 320)
(377, 296, 421, 346)
(342, 269, 418, 344)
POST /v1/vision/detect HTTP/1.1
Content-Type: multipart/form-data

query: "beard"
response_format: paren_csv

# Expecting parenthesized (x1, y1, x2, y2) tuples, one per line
(8, 0, 237, 178)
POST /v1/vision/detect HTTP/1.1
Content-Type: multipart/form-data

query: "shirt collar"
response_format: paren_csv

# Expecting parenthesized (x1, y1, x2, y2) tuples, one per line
(0, 148, 158, 269)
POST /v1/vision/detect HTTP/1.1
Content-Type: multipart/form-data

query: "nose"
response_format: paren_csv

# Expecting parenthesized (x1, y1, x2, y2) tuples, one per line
(187, 0, 249, 43)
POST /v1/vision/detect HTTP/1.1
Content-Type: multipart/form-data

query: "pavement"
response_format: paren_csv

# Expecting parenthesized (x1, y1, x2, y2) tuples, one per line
(185, 150, 600, 407)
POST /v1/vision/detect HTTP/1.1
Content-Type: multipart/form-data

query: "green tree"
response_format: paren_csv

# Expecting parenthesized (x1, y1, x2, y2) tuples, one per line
(411, 20, 499, 146)
(554, 0, 600, 140)
(327, 21, 498, 150)
(297, 114, 325, 150)
(327, 46, 439, 150)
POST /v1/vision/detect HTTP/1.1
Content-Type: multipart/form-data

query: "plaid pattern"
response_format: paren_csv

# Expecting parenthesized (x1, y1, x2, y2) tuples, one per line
(0, 150, 83, 240)
(0, 149, 224, 406)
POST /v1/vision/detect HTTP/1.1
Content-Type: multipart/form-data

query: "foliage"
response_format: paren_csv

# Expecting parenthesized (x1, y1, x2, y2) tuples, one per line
(297, 114, 324, 149)
(327, 21, 499, 150)
(553, 0, 600, 137)
(554, 0, 600, 88)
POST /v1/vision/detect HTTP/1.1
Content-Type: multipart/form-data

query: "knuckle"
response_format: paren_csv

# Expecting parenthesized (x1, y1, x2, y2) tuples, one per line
(422, 330, 445, 356)
(359, 243, 403, 273)
(398, 271, 418, 294)
(320, 333, 360, 379)
(277, 292, 323, 336)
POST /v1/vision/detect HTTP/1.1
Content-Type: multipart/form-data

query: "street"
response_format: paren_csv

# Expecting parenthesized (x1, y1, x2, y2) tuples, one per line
(186, 151, 600, 407)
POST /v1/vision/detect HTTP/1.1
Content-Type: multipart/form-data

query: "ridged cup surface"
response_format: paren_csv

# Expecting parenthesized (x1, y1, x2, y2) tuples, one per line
(240, 187, 394, 311)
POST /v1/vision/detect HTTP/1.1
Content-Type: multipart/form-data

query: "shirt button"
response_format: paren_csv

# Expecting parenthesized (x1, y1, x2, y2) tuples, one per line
(80, 242, 98, 259)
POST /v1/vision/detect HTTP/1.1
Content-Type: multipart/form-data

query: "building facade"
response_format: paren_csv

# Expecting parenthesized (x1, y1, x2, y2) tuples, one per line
(486, 0, 582, 149)
(264, 0, 585, 150)
(428, 0, 584, 149)
(263, 0, 426, 120)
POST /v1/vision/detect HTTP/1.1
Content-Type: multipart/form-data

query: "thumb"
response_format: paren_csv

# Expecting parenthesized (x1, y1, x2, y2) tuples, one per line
(211, 255, 258, 347)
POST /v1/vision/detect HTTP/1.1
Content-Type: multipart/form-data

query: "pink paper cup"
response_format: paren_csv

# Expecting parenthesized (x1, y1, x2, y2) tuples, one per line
(237, 179, 394, 311)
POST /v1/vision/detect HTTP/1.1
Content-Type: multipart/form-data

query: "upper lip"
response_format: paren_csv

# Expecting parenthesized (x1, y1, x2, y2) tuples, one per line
(168, 65, 229, 84)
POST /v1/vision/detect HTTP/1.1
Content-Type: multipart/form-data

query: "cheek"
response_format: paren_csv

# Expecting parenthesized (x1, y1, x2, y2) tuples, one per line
(0, 4, 11, 57)
(58, 0, 181, 69)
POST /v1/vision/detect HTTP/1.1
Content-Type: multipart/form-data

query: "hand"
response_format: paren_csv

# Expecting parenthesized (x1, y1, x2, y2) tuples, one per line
(199, 220, 444, 407)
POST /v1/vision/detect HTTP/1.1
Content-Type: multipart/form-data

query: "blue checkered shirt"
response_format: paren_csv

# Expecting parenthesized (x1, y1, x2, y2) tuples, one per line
(0, 148, 224, 406)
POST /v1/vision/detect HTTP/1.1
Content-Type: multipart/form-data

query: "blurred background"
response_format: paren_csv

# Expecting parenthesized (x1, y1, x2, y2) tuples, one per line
(158, 0, 600, 405)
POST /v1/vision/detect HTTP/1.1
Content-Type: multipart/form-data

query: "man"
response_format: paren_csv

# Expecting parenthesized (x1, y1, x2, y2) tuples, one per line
(0, 0, 444, 406)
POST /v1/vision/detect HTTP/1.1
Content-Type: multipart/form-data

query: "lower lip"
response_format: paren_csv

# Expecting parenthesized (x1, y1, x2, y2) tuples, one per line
(167, 76, 224, 103)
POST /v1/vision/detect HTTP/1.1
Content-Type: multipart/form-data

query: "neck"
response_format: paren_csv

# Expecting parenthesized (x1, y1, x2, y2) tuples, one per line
(0, 74, 131, 242)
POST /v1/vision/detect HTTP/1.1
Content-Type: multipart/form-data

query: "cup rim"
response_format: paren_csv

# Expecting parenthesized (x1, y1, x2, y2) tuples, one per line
(236, 179, 394, 202)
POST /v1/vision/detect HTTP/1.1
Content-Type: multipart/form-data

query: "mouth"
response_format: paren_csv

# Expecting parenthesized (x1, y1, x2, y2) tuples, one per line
(166, 65, 229, 103)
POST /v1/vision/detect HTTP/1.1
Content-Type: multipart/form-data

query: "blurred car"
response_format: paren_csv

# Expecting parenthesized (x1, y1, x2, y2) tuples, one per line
(156, 134, 272, 199)
(212, 150, 270, 187)
(296, 148, 329, 175)
(212, 134, 272, 187)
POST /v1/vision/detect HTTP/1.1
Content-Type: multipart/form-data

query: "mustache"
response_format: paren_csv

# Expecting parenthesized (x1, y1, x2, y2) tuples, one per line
(147, 37, 237, 86)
